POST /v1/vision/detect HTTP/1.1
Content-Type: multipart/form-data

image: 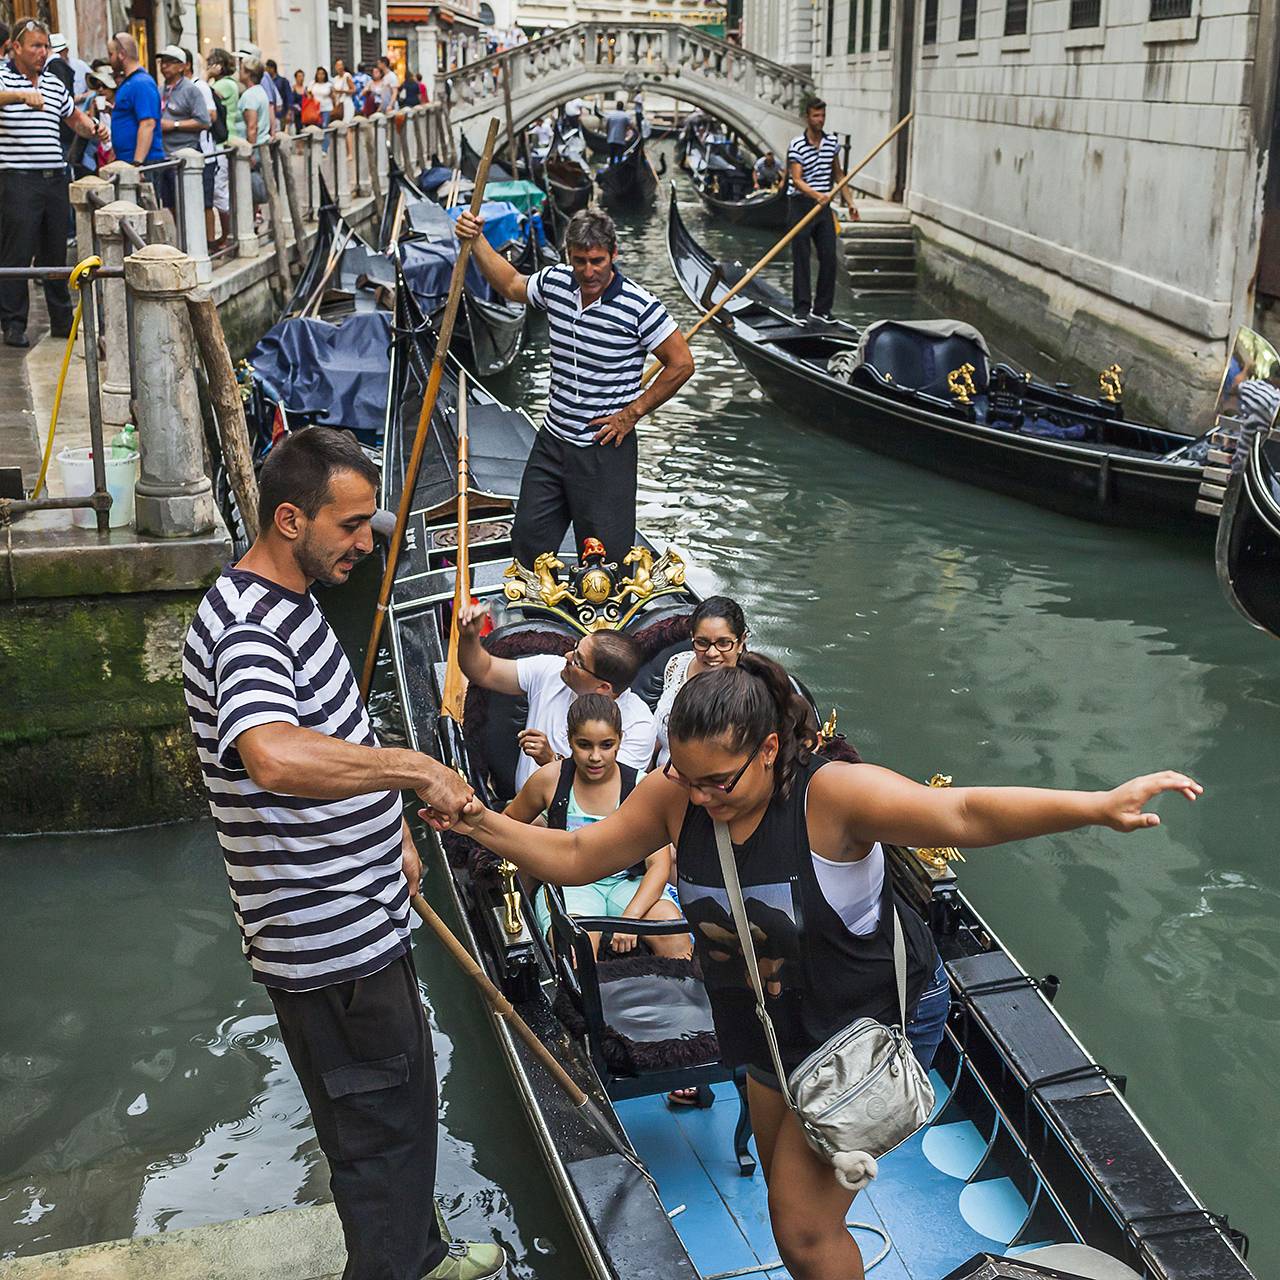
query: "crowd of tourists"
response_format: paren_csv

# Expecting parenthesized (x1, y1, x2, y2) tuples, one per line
(0, 17, 429, 346)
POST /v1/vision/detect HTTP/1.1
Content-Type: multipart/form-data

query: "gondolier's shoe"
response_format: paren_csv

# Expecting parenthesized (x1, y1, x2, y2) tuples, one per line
(422, 1239, 507, 1280)
(791, 309, 810, 324)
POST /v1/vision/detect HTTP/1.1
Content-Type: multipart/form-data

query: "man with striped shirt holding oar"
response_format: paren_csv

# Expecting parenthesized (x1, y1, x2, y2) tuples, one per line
(454, 205, 694, 568)
(182, 428, 506, 1280)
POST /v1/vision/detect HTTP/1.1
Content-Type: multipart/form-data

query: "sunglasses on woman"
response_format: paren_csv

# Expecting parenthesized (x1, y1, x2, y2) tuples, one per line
(691, 635, 743, 653)
(663, 740, 764, 794)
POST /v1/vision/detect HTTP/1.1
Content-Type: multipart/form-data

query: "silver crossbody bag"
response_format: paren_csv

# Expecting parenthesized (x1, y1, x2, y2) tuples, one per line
(713, 820, 935, 1192)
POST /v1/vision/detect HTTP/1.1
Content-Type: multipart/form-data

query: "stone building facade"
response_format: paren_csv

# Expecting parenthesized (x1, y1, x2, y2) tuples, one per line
(745, 0, 1280, 427)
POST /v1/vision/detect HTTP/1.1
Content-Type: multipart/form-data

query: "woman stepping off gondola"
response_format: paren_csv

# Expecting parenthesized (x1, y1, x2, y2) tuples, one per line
(427, 654, 1201, 1280)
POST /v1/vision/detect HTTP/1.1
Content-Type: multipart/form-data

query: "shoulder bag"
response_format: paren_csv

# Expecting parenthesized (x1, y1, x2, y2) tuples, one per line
(713, 820, 935, 1192)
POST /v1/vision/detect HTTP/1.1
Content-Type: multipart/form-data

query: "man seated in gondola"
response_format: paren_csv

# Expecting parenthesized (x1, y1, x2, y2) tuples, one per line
(753, 149, 783, 191)
(454, 599, 657, 792)
(452, 205, 694, 568)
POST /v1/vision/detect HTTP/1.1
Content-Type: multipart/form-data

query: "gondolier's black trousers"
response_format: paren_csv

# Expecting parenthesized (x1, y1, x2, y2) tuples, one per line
(268, 952, 447, 1280)
(512, 427, 637, 567)
(788, 194, 837, 318)
(0, 169, 74, 336)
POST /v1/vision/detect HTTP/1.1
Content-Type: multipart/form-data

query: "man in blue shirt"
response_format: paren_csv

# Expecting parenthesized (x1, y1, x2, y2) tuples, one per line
(107, 31, 163, 167)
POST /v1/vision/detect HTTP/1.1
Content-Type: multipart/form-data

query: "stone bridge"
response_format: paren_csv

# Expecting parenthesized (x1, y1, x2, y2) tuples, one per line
(445, 23, 814, 158)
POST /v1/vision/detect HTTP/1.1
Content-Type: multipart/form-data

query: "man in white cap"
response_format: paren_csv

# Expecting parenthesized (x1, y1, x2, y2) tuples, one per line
(236, 43, 279, 132)
(156, 44, 209, 211)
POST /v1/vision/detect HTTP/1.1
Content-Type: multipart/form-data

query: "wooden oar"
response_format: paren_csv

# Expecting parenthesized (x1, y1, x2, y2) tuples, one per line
(358, 118, 500, 700)
(643, 112, 913, 383)
(439, 369, 470, 722)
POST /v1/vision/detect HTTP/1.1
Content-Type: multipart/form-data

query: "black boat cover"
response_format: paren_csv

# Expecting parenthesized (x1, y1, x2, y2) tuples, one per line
(250, 311, 391, 430)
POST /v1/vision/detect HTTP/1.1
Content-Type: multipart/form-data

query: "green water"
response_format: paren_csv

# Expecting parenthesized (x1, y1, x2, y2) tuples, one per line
(3, 175, 1278, 1274)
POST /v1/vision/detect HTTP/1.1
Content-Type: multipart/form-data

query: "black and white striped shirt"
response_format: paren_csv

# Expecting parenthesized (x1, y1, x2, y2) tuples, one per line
(786, 130, 841, 197)
(183, 568, 408, 992)
(526, 264, 678, 446)
(0, 62, 73, 169)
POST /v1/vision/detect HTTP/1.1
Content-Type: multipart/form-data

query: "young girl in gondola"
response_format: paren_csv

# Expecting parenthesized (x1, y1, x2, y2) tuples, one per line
(429, 653, 1200, 1280)
(504, 692, 690, 961)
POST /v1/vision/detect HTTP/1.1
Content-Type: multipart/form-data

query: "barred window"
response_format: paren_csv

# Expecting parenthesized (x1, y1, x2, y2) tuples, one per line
(862, 0, 874, 50)
(1004, 0, 1028, 35)
(1069, 0, 1101, 25)
(879, 0, 892, 49)
(826, 0, 837, 55)
(923, 0, 939, 43)
(1149, 0, 1192, 15)
(959, 0, 978, 39)
(848, 0, 859, 53)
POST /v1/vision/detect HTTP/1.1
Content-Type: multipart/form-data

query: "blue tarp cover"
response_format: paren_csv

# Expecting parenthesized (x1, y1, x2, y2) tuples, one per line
(400, 238, 493, 307)
(250, 311, 391, 432)
(447, 200, 523, 251)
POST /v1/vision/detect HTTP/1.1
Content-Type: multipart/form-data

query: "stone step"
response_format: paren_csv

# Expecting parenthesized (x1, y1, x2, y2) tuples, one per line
(847, 198, 911, 224)
(840, 223, 914, 241)
(847, 268, 918, 292)
(1207, 448, 1235, 465)
(843, 238, 917, 260)
(1201, 465, 1233, 486)
(1195, 497, 1224, 518)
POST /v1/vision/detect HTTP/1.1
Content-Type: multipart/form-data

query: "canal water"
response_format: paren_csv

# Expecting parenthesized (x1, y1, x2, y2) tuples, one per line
(3, 167, 1278, 1275)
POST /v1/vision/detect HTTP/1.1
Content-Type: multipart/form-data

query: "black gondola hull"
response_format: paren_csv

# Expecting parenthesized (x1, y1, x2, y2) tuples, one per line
(694, 183, 787, 228)
(1216, 435, 1280, 635)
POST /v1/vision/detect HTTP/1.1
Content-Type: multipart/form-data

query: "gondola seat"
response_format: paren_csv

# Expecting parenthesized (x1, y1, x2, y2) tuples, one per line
(854, 319, 992, 399)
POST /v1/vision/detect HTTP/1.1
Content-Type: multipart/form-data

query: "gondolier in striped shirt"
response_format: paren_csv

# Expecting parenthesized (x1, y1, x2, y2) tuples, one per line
(454, 204, 694, 567)
(0, 19, 104, 349)
(786, 97, 857, 324)
(182, 428, 506, 1280)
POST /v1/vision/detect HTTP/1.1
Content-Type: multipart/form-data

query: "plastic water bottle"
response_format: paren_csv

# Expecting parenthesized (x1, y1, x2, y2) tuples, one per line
(111, 424, 138, 454)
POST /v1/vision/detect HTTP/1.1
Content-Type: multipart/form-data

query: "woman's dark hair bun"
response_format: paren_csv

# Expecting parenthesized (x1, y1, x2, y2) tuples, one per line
(667, 651, 819, 796)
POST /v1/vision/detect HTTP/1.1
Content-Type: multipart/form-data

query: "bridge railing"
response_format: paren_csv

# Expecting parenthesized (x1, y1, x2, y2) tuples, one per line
(445, 21, 813, 124)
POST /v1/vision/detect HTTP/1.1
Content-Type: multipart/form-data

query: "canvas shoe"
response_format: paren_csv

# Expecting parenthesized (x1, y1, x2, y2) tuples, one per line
(422, 1239, 506, 1280)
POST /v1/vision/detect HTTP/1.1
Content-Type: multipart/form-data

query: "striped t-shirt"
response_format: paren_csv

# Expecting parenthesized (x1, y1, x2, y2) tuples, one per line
(183, 567, 408, 992)
(0, 62, 72, 169)
(786, 130, 841, 196)
(526, 263, 678, 446)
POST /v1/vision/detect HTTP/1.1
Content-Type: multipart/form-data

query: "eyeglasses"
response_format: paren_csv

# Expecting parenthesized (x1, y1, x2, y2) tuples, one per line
(691, 635, 742, 654)
(663, 740, 764, 795)
(566, 644, 604, 681)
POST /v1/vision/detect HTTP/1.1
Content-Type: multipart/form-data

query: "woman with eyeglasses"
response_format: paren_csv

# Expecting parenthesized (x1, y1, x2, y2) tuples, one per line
(653, 595, 747, 769)
(429, 654, 1200, 1280)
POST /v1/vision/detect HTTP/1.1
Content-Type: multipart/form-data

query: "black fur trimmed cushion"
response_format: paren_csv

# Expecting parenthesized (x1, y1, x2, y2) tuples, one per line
(553, 953, 721, 1077)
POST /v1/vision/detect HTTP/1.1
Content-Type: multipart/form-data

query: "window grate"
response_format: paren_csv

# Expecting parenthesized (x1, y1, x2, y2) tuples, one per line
(879, 0, 892, 49)
(848, 0, 859, 53)
(1004, 0, 1028, 35)
(1149, 0, 1192, 16)
(923, 0, 938, 44)
(959, 0, 978, 39)
(1069, 0, 1101, 26)
(862, 0, 874, 50)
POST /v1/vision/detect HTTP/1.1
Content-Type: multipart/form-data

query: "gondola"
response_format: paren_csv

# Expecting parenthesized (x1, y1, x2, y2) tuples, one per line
(667, 191, 1216, 534)
(595, 132, 657, 210)
(692, 165, 787, 229)
(1215, 427, 1280, 636)
(462, 128, 592, 218)
(382, 164, 527, 377)
(380, 275, 1255, 1280)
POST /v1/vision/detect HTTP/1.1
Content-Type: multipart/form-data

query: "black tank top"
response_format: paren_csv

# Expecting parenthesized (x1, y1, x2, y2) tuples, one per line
(676, 756, 937, 1073)
(546, 759, 644, 878)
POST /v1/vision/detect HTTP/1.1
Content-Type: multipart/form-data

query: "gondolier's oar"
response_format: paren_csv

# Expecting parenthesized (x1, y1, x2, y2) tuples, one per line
(439, 369, 470, 721)
(408, 891, 656, 1185)
(642, 112, 913, 383)
(358, 117, 500, 700)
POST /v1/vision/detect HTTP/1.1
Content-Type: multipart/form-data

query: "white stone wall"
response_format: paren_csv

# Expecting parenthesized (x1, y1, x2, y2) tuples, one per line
(742, 0, 816, 70)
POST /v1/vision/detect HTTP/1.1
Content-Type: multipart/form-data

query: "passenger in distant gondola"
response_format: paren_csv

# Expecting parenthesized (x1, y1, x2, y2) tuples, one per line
(787, 97, 858, 325)
(452, 204, 695, 568)
(753, 149, 783, 192)
(435, 655, 1202, 1280)
(505, 693, 690, 960)
(604, 97, 631, 163)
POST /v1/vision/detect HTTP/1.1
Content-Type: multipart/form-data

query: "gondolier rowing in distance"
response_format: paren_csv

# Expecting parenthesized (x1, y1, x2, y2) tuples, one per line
(453, 204, 694, 568)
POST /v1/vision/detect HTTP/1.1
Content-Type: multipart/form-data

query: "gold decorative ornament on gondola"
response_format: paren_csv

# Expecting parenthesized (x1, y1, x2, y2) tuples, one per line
(498, 860, 524, 936)
(913, 773, 967, 870)
(818, 708, 839, 749)
(947, 363, 977, 406)
(503, 539, 687, 633)
(1099, 363, 1124, 404)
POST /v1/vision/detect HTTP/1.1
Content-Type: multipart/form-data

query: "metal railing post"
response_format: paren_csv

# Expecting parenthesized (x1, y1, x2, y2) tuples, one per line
(228, 137, 258, 259)
(123, 244, 216, 537)
(93, 200, 147, 435)
(177, 149, 211, 283)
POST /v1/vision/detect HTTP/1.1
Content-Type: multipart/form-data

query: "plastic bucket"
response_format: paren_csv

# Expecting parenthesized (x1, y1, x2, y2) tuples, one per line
(57, 446, 139, 529)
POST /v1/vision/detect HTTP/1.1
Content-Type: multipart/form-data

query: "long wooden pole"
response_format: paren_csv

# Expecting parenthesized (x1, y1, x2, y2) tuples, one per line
(643, 112, 913, 383)
(500, 58, 518, 173)
(439, 370, 470, 721)
(359, 118, 501, 700)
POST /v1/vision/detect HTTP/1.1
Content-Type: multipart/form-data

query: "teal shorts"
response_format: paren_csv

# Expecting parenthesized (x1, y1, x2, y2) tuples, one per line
(534, 876, 681, 939)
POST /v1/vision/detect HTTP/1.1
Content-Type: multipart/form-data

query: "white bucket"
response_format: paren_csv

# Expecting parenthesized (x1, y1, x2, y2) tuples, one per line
(57, 446, 140, 530)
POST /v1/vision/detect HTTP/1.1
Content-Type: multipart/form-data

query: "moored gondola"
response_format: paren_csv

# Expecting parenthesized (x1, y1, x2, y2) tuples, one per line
(692, 176, 787, 229)
(595, 133, 658, 210)
(464, 126, 592, 217)
(666, 191, 1216, 535)
(380, 274, 1255, 1280)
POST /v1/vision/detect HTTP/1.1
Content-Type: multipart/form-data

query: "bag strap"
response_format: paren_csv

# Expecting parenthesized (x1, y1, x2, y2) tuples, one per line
(713, 821, 911, 1102)
(713, 819, 796, 1106)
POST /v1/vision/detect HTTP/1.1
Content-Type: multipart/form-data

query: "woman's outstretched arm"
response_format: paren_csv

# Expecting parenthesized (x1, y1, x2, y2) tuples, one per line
(426, 771, 684, 886)
(817, 763, 1201, 852)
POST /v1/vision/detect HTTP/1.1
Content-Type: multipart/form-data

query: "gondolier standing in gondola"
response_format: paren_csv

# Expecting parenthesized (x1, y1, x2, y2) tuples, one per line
(787, 97, 858, 324)
(454, 205, 695, 567)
